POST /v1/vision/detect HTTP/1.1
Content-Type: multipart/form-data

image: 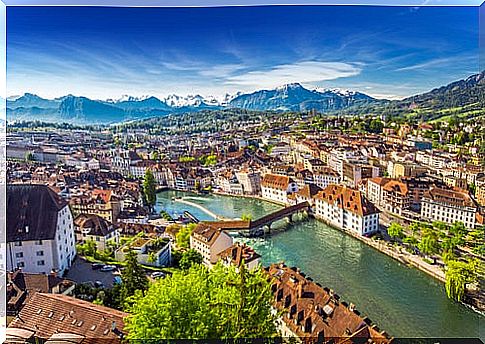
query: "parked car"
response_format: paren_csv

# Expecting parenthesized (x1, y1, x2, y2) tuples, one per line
(94, 281, 104, 288)
(91, 263, 104, 270)
(150, 271, 166, 279)
(100, 265, 117, 272)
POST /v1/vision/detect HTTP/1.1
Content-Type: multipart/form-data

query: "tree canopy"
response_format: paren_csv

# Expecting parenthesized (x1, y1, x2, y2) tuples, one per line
(143, 169, 157, 210)
(176, 223, 197, 249)
(445, 259, 479, 302)
(387, 223, 404, 240)
(121, 250, 149, 309)
(125, 263, 277, 340)
(179, 249, 203, 270)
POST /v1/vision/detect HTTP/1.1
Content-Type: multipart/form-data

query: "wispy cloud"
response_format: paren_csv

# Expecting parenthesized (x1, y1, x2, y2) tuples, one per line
(396, 54, 477, 72)
(224, 61, 362, 89)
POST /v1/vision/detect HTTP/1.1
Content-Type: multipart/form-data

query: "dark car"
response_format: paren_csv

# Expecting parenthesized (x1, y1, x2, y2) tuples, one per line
(94, 281, 105, 288)
(91, 263, 104, 270)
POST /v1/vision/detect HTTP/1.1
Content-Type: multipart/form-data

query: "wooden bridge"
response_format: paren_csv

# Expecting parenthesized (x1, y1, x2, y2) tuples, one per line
(249, 201, 311, 231)
(202, 201, 312, 237)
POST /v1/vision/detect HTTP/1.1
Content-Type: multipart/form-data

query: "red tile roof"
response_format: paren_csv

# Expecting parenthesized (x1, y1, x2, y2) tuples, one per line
(8, 293, 128, 344)
(262, 174, 292, 190)
(266, 264, 392, 343)
(316, 185, 379, 217)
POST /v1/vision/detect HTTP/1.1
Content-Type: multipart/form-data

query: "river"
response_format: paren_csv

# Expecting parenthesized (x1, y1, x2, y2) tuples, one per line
(156, 190, 484, 339)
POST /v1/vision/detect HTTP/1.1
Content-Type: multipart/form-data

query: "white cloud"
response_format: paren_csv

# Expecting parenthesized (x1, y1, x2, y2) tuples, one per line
(224, 61, 362, 89)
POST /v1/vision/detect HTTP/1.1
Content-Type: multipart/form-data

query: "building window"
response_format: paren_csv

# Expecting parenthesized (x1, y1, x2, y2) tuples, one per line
(36, 251, 44, 256)
(15, 252, 23, 258)
(14, 241, 22, 247)
(35, 240, 43, 245)
(17, 262, 25, 268)
(37, 260, 45, 266)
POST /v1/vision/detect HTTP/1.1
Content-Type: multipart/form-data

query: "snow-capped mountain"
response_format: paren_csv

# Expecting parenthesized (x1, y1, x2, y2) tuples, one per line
(164, 94, 207, 107)
(107, 94, 153, 103)
(229, 83, 375, 111)
(6, 84, 378, 123)
(162, 92, 242, 108)
(314, 87, 358, 97)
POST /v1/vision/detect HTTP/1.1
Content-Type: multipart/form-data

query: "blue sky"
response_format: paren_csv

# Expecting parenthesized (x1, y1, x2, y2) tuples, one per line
(6, 5, 480, 100)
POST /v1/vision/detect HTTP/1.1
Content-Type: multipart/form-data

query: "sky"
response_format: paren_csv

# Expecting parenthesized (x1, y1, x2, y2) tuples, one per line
(6, 5, 481, 100)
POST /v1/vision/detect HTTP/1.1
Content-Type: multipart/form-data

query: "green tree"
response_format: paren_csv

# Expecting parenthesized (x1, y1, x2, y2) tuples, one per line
(25, 152, 35, 161)
(450, 222, 467, 238)
(179, 249, 203, 270)
(241, 213, 252, 221)
(121, 250, 149, 309)
(403, 235, 418, 247)
(125, 263, 277, 340)
(176, 223, 197, 249)
(387, 223, 404, 240)
(445, 259, 479, 302)
(143, 169, 157, 211)
(418, 231, 440, 257)
(150, 151, 160, 161)
(368, 119, 384, 133)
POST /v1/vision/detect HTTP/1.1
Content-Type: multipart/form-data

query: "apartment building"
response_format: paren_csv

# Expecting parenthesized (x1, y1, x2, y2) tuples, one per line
(6, 184, 77, 276)
(190, 222, 234, 266)
(314, 184, 380, 236)
(74, 214, 120, 251)
(421, 187, 479, 229)
(261, 173, 298, 205)
(235, 169, 262, 195)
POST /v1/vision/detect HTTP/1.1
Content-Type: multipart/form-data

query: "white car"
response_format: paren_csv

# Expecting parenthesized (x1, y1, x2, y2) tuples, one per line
(100, 265, 117, 272)
(150, 271, 166, 279)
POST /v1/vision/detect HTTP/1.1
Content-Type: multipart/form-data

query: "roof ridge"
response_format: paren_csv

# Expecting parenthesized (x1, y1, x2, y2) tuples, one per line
(37, 293, 128, 318)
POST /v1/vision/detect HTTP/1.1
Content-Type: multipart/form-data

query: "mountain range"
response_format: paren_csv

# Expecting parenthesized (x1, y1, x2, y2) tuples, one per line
(7, 71, 484, 124)
(6, 84, 379, 124)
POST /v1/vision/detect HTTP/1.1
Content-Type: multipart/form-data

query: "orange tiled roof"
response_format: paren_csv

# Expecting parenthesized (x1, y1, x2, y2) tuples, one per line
(266, 264, 392, 343)
(262, 174, 291, 190)
(8, 293, 128, 344)
(316, 184, 378, 217)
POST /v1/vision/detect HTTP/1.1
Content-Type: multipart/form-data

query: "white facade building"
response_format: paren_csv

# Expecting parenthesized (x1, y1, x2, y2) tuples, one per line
(314, 184, 380, 236)
(7, 185, 77, 276)
(421, 187, 479, 229)
(261, 174, 298, 205)
(190, 223, 234, 267)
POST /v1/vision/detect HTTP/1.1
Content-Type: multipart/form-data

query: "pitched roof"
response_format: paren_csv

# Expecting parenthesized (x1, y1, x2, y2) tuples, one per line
(74, 214, 114, 237)
(262, 174, 292, 190)
(218, 242, 261, 267)
(7, 184, 67, 242)
(8, 293, 128, 344)
(316, 184, 379, 217)
(297, 184, 322, 199)
(265, 264, 392, 343)
(191, 222, 222, 246)
(424, 187, 476, 208)
(368, 177, 392, 187)
(382, 180, 409, 196)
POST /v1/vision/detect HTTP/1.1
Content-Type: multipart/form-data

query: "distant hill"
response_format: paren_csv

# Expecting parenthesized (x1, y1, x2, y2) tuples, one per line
(7, 71, 484, 124)
(328, 71, 485, 121)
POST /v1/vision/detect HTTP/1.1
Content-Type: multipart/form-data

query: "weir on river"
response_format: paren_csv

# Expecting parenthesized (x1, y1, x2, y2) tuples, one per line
(174, 198, 228, 220)
(157, 190, 484, 339)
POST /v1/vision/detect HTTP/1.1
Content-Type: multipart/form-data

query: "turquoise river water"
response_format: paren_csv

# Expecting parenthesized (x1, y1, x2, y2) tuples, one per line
(156, 190, 484, 339)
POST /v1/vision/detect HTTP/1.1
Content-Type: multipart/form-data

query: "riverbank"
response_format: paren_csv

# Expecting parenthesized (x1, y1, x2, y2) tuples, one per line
(156, 189, 484, 338)
(213, 190, 447, 281)
(212, 190, 485, 312)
